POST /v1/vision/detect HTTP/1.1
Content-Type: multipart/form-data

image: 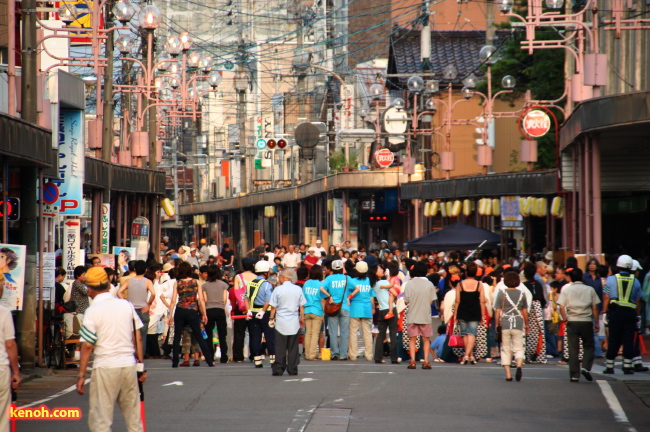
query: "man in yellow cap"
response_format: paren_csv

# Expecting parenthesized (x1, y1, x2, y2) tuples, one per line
(76, 266, 146, 432)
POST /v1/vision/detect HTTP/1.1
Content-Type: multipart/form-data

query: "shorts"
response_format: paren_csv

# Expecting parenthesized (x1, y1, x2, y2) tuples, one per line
(406, 323, 433, 338)
(182, 327, 200, 355)
(458, 320, 479, 337)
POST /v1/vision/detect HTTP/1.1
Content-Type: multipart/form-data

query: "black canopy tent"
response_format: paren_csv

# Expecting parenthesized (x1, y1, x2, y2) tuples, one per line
(405, 222, 501, 251)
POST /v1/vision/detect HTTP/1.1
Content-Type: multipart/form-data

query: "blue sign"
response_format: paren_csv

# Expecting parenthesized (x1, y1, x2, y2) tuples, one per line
(53, 110, 85, 215)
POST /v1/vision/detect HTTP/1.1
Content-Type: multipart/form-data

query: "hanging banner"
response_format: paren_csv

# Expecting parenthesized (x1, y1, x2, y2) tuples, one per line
(0, 244, 26, 310)
(63, 219, 81, 282)
(100, 204, 110, 254)
(56, 109, 85, 215)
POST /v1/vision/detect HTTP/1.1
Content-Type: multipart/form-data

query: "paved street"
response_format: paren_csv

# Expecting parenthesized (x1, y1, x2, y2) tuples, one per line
(14, 356, 650, 432)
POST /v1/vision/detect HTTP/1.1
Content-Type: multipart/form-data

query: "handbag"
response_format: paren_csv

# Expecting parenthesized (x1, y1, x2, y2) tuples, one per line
(494, 291, 506, 344)
(448, 318, 465, 347)
(324, 276, 347, 317)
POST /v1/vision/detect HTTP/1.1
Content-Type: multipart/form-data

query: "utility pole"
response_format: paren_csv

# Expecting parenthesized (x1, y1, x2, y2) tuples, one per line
(296, 28, 309, 184)
(17, 0, 39, 369)
(102, 1, 115, 256)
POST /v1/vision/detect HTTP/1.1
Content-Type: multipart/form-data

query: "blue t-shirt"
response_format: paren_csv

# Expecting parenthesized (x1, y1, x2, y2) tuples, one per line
(430, 334, 446, 353)
(323, 274, 351, 311)
(348, 277, 376, 318)
(303, 279, 327, 317)
(604, 272, 642, 303)
(373, 280, 392, 310)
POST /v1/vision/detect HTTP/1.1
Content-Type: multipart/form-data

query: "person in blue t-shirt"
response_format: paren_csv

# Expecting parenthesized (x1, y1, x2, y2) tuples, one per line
(302, 265, 328, 360)
(346, 261, 376, 361)
(321, 260, 351, 360)
(430, 324, 447, 362)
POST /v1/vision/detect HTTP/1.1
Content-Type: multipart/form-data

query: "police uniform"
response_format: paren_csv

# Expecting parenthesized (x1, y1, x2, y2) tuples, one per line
(604, 264, 642, 374)
(247, 276, 275, 367)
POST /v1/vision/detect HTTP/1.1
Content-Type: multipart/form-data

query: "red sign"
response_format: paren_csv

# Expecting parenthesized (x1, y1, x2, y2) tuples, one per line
(521, 110, 551, 138)
(374, 148, 394, 168)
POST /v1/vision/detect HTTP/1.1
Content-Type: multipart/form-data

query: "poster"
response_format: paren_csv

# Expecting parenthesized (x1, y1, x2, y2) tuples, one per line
(112, 246, 136, 273)
(55, 109, 85, 215)
(87, 253, 115, 269)
(501, 196, 523, 230)
(0, 244, 27, 310)
(100, 204, 110, 254)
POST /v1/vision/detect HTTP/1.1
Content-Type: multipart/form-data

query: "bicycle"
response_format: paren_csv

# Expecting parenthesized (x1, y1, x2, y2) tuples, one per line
(43, 315, 66, 369)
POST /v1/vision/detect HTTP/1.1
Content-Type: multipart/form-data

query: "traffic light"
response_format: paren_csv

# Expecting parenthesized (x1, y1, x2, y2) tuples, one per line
(0, 198, 20, 221)
(255, 138, 290, 150)
(361, 212, 391, 224)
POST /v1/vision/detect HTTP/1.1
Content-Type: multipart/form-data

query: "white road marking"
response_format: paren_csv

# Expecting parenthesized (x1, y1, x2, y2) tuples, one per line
(361, 371, 394, 374)
(286, 405, 317, 432)
(596, 380, 638, 432)
(162, 381, 184, 386)
(19, 379, 90, 409)
(284, 378, 317, 382)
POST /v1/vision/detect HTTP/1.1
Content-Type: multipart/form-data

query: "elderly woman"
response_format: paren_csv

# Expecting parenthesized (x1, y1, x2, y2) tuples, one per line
(495, 271, 529, 381)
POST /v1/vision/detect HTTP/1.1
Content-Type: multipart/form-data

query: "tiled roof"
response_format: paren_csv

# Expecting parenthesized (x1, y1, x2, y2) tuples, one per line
(387, 28, 511, 88)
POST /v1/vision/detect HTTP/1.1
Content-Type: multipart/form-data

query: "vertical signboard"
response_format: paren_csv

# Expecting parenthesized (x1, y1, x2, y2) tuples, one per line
(0, 244, 26, 310)
(101, 204, 110, 254)
(131, 216, 150, 260)
(501, 196, 523, 230)
(332, 198, 343, 246)
(63, 219, 81, 282)
(36, 252, 56, 302)
(56, 109, 85, 215)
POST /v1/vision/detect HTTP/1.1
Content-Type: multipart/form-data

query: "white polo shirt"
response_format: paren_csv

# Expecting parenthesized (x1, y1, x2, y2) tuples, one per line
(80, 292, 143, 369)
(282, 252, 301, 268)
(0, 304, 15, 366)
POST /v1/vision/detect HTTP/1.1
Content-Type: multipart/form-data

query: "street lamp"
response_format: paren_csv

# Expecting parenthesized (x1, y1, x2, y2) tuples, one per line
(407, 76, 425, 93)
(116, 34, 134, 55)
(113, 0, 136, 24)
(545, 0, 565, 10)
(139, 4, 162, 30)
(57, 4, 78, 25)
(497, 0, 514, 13)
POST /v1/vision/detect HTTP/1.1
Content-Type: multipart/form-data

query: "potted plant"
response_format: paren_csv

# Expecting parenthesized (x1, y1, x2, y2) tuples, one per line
(345, 150, 358, 171)
(329, 151, 346, 173)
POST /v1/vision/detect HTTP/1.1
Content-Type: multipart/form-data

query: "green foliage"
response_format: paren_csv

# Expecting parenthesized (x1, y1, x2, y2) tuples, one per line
(329, 149, 359, 172)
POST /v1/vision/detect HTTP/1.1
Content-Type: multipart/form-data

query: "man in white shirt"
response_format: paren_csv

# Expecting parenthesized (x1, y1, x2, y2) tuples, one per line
(282, 245, 301, 269)
(312, 239, 326, 257)
(269, 269, 306, 376)
(0, 283, 20, 432)
(77, 267, 147, 432)
(186, 248, 200, 268)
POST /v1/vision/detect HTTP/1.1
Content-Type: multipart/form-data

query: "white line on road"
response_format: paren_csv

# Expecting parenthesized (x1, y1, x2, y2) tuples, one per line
(361, 371, 394, 374)
(19, 379, 90, 409)
(287, 405, 317, 432)
(162, 381, 184, 386)
(596, 380, 638, 432)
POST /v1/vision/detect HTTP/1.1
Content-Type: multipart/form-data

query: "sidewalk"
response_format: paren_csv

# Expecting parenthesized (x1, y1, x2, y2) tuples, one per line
(17, 368, 80, 406)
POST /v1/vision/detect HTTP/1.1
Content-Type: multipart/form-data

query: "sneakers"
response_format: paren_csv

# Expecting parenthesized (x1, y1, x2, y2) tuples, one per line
(193, 360, 200, 366)
(570, 378, 579, 382)
(633, 364, 649, 372)
(581, 368, 593, 381)
(407, 362, 417, 369)
(623, 368, 634, 375)
(602, 368, 615, 374)
(422, 362, 432, 369)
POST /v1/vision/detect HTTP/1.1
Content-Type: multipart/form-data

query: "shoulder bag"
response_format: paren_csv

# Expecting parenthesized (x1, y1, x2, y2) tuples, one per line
(494, 290, 506, 343)
(324, 277, 347, 317)
(448, 317, 465, 348)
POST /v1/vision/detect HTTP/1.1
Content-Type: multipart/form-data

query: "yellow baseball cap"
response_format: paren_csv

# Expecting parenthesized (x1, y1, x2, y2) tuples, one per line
(86, 267, 109, 286)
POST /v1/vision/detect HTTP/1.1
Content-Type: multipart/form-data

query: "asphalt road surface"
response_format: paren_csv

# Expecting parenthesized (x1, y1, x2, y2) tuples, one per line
(15, 357, 650, 432)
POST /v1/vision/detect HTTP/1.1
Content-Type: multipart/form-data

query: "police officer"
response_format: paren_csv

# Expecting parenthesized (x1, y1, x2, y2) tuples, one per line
(603, 255, 643, 374)
(246, 260, 275, 368)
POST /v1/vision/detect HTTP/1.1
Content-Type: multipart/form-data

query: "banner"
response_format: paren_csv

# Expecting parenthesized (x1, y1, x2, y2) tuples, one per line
(56, 109, 85, 215)
(501, 196, 523, 230)
(0, 244, 27, 310)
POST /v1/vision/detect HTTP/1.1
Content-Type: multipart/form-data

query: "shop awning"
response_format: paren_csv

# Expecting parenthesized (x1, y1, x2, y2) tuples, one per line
(405, 222, 501, 251)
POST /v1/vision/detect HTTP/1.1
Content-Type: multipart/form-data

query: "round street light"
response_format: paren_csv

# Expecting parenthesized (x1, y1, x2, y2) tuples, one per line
(425, 98, 437, 112)
(187, 51, 202, 68)
(497, 0, 514, 13)
(116, 34, 134, 55)
(502, 75, 516, 89)
(139, 4, 162, 30)
(169, 74, 181, 89)
(392, 98, 405, 109)
(165, 36, 183, 57)
(462, 73, 479, 89)
(369, 83, 384, 99)
(443, 64, 458, 81)
(156, 53, 172, 71)
(479, 45, 499, 65)
(58, 3, 78, 25)
(545, 0, 564, 10)
(208, 71, 223, 88)
(461, 87, 474, 99)
(358, 107, 369, 119)
(199, 56, 215, 73)
(407, 76, 425, 93)
(179, 32, 194, 51)
(424, 80, 440, 94)
(113, 0, 135, 24)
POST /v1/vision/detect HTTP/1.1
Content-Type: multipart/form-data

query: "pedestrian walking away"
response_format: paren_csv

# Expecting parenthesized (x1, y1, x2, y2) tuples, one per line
(270, 269, 306, 376)
(76, 267, 147, 432)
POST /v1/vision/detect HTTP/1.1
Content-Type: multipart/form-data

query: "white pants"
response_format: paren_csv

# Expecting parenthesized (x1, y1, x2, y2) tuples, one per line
(501, 329, 525, 365)
(348, 318, 373, 361)
(0, 366, 9, 432)
(89, 366, 142, 432)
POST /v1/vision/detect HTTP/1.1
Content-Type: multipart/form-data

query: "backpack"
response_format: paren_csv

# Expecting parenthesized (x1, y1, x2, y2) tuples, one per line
(233, 274, 249, 311)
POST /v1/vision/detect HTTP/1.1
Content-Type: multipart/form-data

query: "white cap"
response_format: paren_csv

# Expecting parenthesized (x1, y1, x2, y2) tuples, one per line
(474, 259, 484, 267)
(255, 260, 271, 273)
(616, 255, 633, 269)
(356, 261, 369, 273)
(316, 239, 322, 243)
(331, 260, 344, 270)
(545, 251, 554, 261)
(632, 259, 643, 271)
(437, 252, 445, 258)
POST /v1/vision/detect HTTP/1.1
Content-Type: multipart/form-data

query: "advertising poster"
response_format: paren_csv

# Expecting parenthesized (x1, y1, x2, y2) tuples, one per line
(0, 244, 27, 310)
(56, 109, 85, 215)
(113, 246, 136, 273)
(501, 196, 523, 230)
(87, 253, 116, 269)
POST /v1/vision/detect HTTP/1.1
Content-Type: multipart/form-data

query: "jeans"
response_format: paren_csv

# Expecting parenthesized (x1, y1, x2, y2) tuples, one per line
(136, 309, 150, 355)
(328, 309, 350, 359)
(172, 307, 214, 366)
(567, 321, 595, 379)
(458, 319, 479, 337)
(593, 316, 603, 357)
(304, 313, 324, 360)
(374, 309, 398, 362)
(544, 320, 559, 356)
(205, 308, 228, 363)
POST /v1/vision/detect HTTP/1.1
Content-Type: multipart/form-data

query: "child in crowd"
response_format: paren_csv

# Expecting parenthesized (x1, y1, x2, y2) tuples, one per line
(384, 261, 403, 319)
(430, 324, 447, 362)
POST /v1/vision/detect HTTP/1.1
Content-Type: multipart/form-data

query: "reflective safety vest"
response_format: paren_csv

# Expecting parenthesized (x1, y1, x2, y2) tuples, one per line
(247, 278, 270, 313)
(612, 274, 637, 309)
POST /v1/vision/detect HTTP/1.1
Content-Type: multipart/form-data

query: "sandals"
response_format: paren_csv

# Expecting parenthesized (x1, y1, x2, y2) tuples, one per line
(470, 357, 477, 365)
(422, 362, 432, 369)
(179, 361, 190, 367)
(460, 356, 469, 365)
(193, 360, 200, 367)
(407, 361, 417, 369)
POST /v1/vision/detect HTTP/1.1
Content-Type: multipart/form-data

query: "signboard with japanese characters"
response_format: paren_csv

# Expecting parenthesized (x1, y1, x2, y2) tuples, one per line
(0, 244, 26, 310)
(521, 109, 551, 138)
(131, 216, 150, 260)
(101, 204, 110, 254)
(55, 109, 85, 215)
(501, 196, 523, 230)
(36, 252, 56, 302)
(63, 219, 81, 283)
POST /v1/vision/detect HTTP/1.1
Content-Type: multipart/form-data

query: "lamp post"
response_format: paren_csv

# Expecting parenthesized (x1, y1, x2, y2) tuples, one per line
(234, 70, 250, 194)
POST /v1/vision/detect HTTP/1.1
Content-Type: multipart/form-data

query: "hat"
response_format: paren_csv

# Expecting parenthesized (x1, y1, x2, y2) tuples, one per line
(331, 260, 344, 270)
(171, 254, 181, 259)
(544, 251, 554, 261)
(86, 267, 108, 287)
(255, 260, 271, 273)
(474, 259, 484, 267)
(356, 261, 369, 273)
(632, 259, 643, 271)
(437, 252, 445, 258)
(200, 238, 207, 244)
(190, 247, 197, 252)
(162, 263, 173, 272)
(616, 255, 633, 269)
(316, 239, 322, 243)
(381, 240, 388, 244)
